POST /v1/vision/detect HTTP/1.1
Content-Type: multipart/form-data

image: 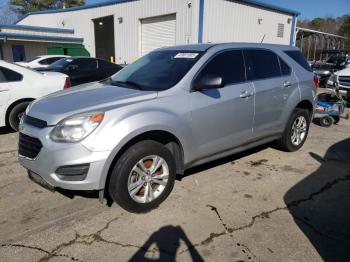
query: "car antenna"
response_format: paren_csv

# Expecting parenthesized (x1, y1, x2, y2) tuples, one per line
(261, 34, 266, 43)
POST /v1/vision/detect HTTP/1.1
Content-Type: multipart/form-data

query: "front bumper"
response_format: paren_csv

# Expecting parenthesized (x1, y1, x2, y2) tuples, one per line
(18, 123, 111, 191)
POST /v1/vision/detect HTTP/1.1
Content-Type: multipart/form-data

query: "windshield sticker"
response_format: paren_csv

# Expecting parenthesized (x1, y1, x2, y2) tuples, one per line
(174, 53, 199, 59)
(66, 59, 73, 62)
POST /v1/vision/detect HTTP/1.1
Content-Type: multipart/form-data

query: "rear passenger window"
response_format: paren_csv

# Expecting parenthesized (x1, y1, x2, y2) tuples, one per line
(284, 50, 312, 72)
(244, 50, 281, 80)
(196, 50, 246, 85)
(279, 57, 291, 75)
(0, 67, 23, 82)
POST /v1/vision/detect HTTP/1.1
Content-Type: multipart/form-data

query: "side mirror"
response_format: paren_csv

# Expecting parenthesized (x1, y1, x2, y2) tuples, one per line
(193, 75, 224, 91)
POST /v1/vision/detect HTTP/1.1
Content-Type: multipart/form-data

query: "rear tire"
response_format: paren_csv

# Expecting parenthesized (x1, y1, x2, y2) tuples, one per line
(8, 102, 30, 131)
(108, 140, 176, 213)
(276, 108, 310, 152)
(320, 116, 333, 127)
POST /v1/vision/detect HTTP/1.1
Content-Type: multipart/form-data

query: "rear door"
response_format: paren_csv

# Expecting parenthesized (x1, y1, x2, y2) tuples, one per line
(243, 49, 295, 138)
(190, 50, 254, 159)
(0, 66, 23, 122)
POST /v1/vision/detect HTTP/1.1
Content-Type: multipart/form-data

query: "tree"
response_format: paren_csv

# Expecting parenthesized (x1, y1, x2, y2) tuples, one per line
(10, 0, 85, 15)
(339, 15, 350, 49)
(0, 2, 18, 24)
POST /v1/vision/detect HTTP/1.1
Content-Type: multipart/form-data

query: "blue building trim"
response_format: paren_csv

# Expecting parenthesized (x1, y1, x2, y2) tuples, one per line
(0, 24, 74, 34)
(0, 33, 83, 43)
(289, 15, 297, 46)
(198, 0, 204, 44)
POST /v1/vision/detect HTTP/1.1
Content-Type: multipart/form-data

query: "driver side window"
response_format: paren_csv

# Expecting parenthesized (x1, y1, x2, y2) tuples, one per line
(196, 50, 246, 86)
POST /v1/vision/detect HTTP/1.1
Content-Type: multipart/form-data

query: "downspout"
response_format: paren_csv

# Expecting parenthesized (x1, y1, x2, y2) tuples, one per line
(290, 14, 298, 46)
(0, 40, 3, 60)
(198, 0, 204, 43)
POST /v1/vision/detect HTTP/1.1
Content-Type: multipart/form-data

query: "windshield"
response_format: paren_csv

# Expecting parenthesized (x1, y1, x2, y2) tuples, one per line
(110, 50, 204, 91)
(48, 58, 73, 69)
(327, 56, 345, 64)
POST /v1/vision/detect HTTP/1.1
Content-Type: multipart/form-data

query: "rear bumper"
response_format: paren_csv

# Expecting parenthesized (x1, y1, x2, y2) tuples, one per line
(18, 124, 111, 191)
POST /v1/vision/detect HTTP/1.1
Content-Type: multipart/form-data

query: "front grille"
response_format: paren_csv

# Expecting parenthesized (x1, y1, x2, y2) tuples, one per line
(23, 115, 47, 129)
(339, 76, 350, 87)
(19, 133, 43, 159)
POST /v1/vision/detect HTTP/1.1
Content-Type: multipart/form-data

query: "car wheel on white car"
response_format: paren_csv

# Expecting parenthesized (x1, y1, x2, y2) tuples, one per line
(8, 102, 30, 131)
(108, 140, 176, 213)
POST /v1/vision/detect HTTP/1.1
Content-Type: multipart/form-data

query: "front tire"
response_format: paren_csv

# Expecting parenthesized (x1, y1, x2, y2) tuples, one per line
(276, 108, 310, 152)
(8, 102, 30, 131)
(108, 140, 176, 213)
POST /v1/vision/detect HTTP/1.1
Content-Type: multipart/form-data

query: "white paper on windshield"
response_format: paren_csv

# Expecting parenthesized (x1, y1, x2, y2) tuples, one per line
(66, 59, 73, 62)
(174, 53, 199, 59)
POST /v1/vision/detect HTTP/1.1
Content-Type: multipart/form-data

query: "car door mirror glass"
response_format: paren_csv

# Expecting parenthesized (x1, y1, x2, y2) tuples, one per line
(193, 75, 224, 91)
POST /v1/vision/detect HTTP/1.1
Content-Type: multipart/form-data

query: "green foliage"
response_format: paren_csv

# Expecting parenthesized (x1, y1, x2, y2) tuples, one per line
(310, 17, 324, 30)
(10, 0, 85, 15)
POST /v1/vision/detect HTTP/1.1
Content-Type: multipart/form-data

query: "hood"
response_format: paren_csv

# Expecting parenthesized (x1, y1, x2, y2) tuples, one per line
(27, 82, 158, 125)
(335, 67, 350, 76)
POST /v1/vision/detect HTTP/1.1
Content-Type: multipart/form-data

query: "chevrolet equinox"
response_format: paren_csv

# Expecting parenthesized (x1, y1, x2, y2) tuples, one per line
(18, 43, 315, 213)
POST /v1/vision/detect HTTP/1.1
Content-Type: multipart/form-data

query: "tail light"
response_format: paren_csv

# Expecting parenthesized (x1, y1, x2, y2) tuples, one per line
(313, 74, 319, 89)
(64, 78, 72, 89)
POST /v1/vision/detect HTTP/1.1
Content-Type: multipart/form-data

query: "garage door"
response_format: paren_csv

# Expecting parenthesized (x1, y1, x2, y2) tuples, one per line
(141, 14, 176, 55)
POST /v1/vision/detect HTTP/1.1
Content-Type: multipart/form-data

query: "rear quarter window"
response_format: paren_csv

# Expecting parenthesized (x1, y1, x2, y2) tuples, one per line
(0, 67, 23, 82)
(284, 50, 312, 72)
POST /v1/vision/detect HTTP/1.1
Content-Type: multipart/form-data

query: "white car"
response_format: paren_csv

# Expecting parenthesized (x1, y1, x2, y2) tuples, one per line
(16, 55, 70, 69)
(0, 60, 71, 131)
(327, 67, 350, 100)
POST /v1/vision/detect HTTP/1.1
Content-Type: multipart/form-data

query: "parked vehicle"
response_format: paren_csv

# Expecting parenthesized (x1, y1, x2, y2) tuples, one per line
(0, 60, 71, 131)
(327, 66, 350, 102)
(18, 43, 315, 213)
(16, 55, 70, 69)
(313, 55, 350, 87)
(35, 57, 122, 86)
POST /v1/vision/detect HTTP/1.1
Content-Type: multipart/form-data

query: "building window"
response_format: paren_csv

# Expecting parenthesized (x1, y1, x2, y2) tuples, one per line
(277, 23, 284, 38)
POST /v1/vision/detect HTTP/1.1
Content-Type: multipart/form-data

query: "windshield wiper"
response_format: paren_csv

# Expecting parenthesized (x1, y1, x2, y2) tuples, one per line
(110, 80, 144, 90)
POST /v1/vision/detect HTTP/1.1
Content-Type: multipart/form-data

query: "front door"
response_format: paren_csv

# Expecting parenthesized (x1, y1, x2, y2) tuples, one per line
(190, 50, 254, 160)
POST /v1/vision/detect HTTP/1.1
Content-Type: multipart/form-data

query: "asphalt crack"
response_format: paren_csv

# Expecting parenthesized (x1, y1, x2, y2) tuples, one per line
(180, 173, 350, 259)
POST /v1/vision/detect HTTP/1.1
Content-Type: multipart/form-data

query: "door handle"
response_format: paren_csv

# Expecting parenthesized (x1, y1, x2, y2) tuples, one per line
(283, 81, 292, 88)
(240, 90, 253, 98)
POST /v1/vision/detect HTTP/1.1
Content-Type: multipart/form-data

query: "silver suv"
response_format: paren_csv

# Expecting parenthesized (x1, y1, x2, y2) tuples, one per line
(18, 43, 315, 213)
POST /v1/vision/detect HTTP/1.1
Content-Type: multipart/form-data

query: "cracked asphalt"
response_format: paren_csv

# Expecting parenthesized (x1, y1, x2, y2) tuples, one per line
(0, 117, 349, 262)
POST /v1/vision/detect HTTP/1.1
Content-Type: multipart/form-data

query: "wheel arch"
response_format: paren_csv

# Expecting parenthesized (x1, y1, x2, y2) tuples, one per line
(295, 99, 314, 116)
(102, 129, 185, 193)
(5, 98, 35, 126)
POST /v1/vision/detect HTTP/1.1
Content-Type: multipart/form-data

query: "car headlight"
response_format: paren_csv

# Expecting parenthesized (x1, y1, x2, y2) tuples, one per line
(327, 74, 338, 86)
(50, 112, 104, 143)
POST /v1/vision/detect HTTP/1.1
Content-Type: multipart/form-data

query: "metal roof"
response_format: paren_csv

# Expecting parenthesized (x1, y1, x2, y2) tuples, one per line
(16, 0, 299, 23)
(0, 24, 74, 33)
(0, 32, 83, 43)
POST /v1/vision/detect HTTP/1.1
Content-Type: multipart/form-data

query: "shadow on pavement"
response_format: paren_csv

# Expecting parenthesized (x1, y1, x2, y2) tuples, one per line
(181, 143, 271, 179)
(284, 138, 350, 261)
(129, 225, 204, 262)
(0, 127, 14, 135)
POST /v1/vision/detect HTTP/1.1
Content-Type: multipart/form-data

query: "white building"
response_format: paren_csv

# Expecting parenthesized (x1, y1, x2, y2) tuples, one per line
(4, 0, 299, 63)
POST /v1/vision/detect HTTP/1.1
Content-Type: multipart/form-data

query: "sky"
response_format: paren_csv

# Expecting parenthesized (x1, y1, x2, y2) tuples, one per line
(1, 0, 349, 20)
